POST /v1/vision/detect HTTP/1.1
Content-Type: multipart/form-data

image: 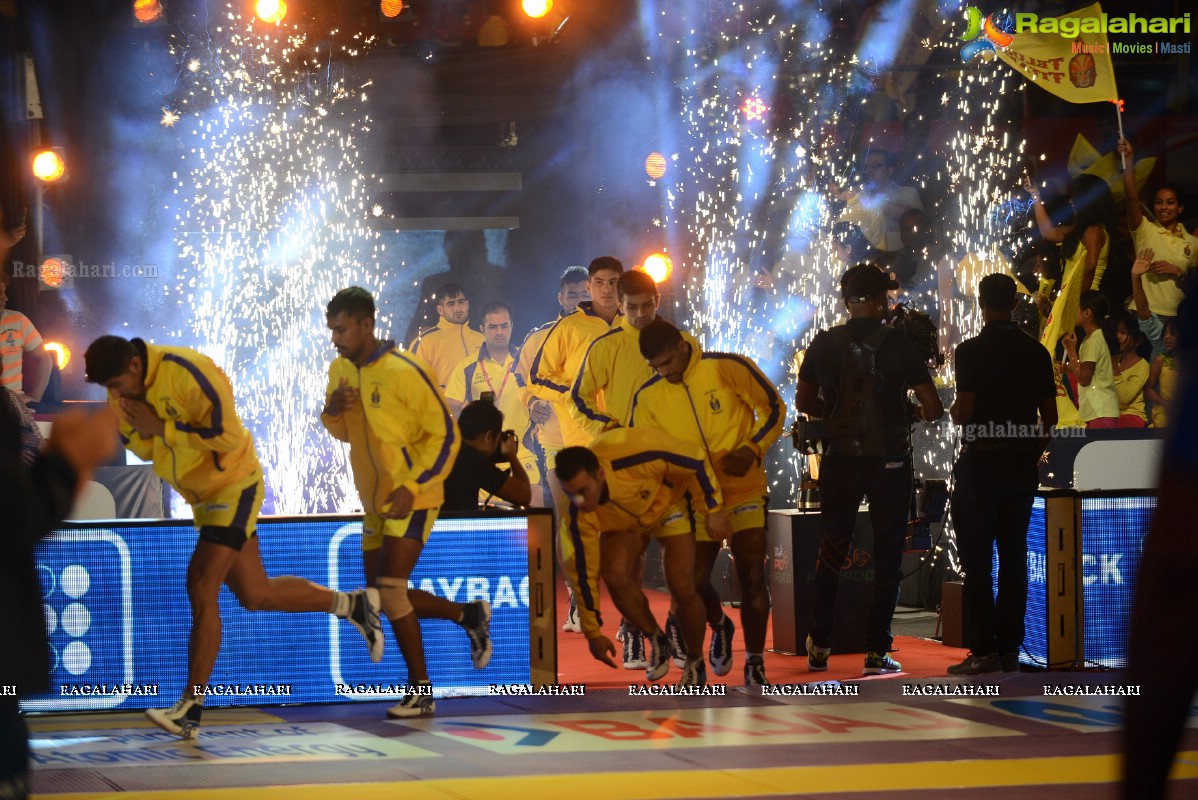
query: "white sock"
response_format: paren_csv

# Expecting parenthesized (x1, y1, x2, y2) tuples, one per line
(330, 592, 351, 618)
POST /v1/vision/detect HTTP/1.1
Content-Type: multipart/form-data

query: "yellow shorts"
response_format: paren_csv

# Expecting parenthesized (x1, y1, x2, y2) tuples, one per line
(362, 507, 440, 552)
(193, 475, 264, 545)
(695, 494, 768, 543)
(650, 497, 698, 539)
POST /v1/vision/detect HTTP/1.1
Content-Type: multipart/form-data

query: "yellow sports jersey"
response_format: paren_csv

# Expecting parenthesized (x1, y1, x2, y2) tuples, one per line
(1114, 357, 1149, 423)
(629, 332, 786, 504)
(444, 345, 538, 484)
(517, 318, 563, 449)
(1130, 219, 1198, 317)
(409, 316, 486, 389)
(529, 302, 622, 447)
(570, 316, 656, 439)
(561, 427, 723, 640)
(110, 341, 260, 505)
(322, 341, 460, 514)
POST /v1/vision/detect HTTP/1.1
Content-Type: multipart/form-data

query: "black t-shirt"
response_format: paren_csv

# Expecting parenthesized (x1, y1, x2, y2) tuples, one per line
(955, 321, 1055, 443)
(798, 317, 934, 457)
(442, 445, 510, 511)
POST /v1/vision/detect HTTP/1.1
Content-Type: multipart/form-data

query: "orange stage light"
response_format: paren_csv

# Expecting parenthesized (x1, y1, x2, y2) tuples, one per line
(645, 152, 667, 180)
(32, 149, 66, 184)
(641, 253, 673, 284)
(379, 0, 404, 18)
(255, 0, 287, 24)
(44, 342, 71, 371)
(133, 0, 164, 24)
(522, 0, 552, 20)
(39, 258, 65, 289)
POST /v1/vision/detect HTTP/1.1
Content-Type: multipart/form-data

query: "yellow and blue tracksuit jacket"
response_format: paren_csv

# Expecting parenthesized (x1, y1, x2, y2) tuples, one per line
(629, 332, 785, 504)
(518, 315, 565, 449)
(112, 341, 260, 504)
(561, 426, 723, 641)
(322, 341, 460, 514)
(409, 316, 486, 390)
(570, 316, 657, 439)
(528, 302, 622, 447)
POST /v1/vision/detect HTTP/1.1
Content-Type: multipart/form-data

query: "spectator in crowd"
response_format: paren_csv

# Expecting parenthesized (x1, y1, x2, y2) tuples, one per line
(1062, 291, 1119, 429)
(836, 150, 923, 252)
(0, 403, 118, 800)
(1118, 139, 1197, 328)
(0, 273, 52, 403)
(443, 399, 532, 511)
(1027, 174, 1113, 291)
(1112, 312, 1149, 429)
(1147, 318, 1178, 429)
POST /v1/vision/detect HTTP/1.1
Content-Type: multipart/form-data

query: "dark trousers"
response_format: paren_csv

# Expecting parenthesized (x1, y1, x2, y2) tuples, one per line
(0, 697, 29, 800)
(810, 456, 912, 654)
(951, 451, 1038, 656)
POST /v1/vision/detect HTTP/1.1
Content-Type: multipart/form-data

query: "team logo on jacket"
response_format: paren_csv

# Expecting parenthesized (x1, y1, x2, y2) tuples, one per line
(162, 399, 180, 419)
(706, 390, 722, 413)
(371, 385, 381, 407)
(639, 489, 651, 500)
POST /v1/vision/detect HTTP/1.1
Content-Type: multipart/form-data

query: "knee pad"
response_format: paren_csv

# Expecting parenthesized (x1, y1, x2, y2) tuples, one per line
(376, 576, 413, 621)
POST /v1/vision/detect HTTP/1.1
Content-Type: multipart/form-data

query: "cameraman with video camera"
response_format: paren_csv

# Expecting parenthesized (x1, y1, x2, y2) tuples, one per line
(795, 263, 943, 675)
(443, 397, 532, 511)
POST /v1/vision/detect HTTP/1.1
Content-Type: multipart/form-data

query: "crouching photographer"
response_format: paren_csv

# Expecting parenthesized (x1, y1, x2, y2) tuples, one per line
(443, 399, 532, 511)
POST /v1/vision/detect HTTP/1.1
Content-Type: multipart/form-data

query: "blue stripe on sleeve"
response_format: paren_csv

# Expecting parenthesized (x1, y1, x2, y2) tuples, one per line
(395, 352, 458, 484)
(162, 354, 225, 440)
(610, 450, 719, 510)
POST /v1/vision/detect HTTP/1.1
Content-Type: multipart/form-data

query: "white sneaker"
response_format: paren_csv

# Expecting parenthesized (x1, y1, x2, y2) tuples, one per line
(562, 599, 582, 633)
(145, 696, 203, 739)
(348, 588, 385, 663)
(387, 686, 436, 719)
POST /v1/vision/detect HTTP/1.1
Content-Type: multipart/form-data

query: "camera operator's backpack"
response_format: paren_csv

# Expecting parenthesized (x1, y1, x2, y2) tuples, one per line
(825, 325, 895, 457)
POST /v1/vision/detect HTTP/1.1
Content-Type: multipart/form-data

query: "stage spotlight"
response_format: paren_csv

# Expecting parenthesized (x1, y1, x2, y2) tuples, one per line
(255, 0, 287, 24)
(522, 0, 552, 20)
(379, 0, 404, 18)
(133, 0, 164, 24)
(44, 341, 71, 371)
(38, 256, 70, 291)
(645, 152, 667, 180)
(31, 149, 66, 184)
(741, 96, 768, 122)
(641, 253, 673, 284)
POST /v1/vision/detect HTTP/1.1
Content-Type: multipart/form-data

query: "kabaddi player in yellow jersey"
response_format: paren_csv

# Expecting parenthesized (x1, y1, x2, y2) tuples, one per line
(631, 320, 786, 685)
(444, 300, 539, 498)
(518, 266, 590, 509)
(555, 427, 731, 686)
(84, 336, 384, 739)
(570, 269, 661, 666)
(322, 288, 467, 719)
(528, 256, 624, 448)
(409, 282, 486, 390)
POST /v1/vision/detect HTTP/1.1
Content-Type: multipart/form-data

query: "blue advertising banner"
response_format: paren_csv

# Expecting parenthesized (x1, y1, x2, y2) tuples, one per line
(25, 515, 531, 712)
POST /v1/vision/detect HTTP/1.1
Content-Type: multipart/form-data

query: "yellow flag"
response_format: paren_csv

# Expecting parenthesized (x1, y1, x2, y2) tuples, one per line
(1066, 134, 1156, 203)
(1039, 249, 1086, 427)
(996, 3, 1118, 104)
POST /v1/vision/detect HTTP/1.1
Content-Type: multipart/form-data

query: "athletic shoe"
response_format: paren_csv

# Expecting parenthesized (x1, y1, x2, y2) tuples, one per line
(145, 696, 203, 739)
(709, 615, 735, 676)
(947, 652, 1001, 676)
(646, 631, 672, 682)
(744, 655, 768, 686)
(616, 619, 627, 642)
(863, 652, 902, 675)
(1000, 652, 1021, 673)
(665, 612, 687, 668)
(348, 588, 385, 663)
(806, 635, 830, 672)
(387, 686, 436, 719)
(562, 599, 582, 633)
(463, 600, 493, 669)
(622, 624, 647, 670)
(679, 656, 707, 688)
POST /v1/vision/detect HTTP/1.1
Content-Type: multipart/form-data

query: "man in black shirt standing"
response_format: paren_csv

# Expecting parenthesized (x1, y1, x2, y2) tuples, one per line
(948, 273, 1057, 675)
(443, 400, 533, 511)
(796, 264, 943, 675)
